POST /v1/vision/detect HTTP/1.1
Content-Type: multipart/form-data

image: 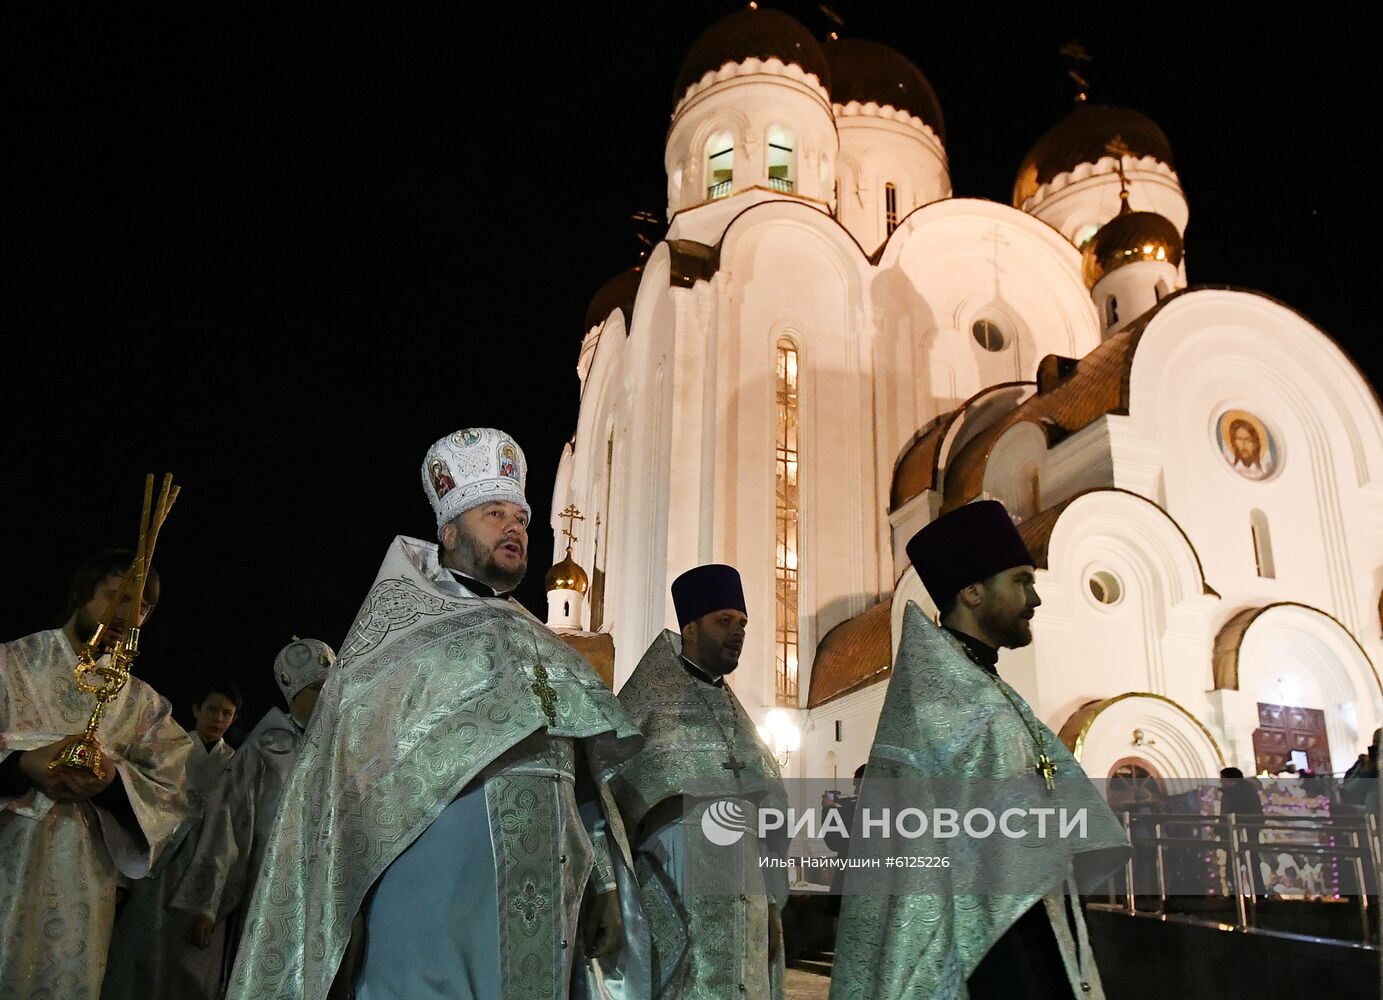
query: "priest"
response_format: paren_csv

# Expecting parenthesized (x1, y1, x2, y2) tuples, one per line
(225, 428, 648, 1000)
(101, 680, 239, 1000)
(169, 638, 335, 981)
(830, 501, 1129, 999)
(610, 564, 789, 998)
(0, 550, 191, 1000)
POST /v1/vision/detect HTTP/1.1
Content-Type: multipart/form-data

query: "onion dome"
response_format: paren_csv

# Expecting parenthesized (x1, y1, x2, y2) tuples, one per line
(545, 550, 589, 594)
(1013, 104, 1175, 207)
(1081, 195, 1184, 288)
(585, 268, 642, 333)
(674, 7, 830, 106)
(825, 39, 945, 142)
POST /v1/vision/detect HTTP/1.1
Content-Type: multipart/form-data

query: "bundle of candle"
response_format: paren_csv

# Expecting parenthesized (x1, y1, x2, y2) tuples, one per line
(49, 473, 180, 780)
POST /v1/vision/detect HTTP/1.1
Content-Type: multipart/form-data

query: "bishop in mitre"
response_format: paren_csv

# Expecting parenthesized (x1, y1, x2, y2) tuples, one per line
(226, 428, 649, 1000)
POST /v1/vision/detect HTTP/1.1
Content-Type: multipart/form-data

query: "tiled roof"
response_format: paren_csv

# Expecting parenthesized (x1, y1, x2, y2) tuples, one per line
(806, 597, 893, 708)
(941, 303, 1170, 511)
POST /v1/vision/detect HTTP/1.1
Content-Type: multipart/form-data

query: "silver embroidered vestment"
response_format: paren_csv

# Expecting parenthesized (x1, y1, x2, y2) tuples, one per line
(101, 734, 234, 1000)
(169, 706, 306, 940)
(0, 629, 191, 1000)
(225, 536, 649, 1000)
(609, 631, 790, 999)
(828, 604, 1129, 1000)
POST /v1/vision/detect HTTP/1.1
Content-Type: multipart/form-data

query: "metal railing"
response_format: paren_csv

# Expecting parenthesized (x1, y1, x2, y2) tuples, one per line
(1089, 810, 1381, 945)
(707, 179, 732, 199)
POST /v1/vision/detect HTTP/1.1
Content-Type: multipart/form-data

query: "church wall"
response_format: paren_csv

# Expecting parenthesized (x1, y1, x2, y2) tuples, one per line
(1031, 490, 1222, 729)
(559, 312, 632, 631)
(875, 200, 1101, 445)
(598, 252, 680, 685)
(833, 114, 948, 254)
(715, 211, 870, 714)
(1123, 292, 1383, 662)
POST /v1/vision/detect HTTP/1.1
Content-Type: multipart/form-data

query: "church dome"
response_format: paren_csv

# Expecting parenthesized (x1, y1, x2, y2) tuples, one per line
(825, 39, 945, 142)
(585, 268, 642, 333)
(1013, 104, 1174, 207)
(674, 7, 831, 106)
(1081, 201, 1184, 288)
(545, 551, 589, 594)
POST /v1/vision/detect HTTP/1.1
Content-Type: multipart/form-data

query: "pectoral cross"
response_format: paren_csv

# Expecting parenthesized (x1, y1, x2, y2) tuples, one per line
(1036, 752, 1057, 792)
(531, 660, 558, 727)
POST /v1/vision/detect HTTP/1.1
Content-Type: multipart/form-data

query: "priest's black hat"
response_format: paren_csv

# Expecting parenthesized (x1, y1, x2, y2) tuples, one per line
(906, 500, 1034, 608)
(671, 564, 747, 629)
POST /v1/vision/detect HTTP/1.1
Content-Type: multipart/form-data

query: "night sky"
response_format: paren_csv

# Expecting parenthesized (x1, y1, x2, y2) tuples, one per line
(6, 2, 1370, 739)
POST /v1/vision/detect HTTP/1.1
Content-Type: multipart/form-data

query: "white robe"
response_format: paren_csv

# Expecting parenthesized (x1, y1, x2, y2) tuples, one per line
(169, 707, 307, 970)
(0, 629, 191, 1000)
(101, 733, 234, 1000)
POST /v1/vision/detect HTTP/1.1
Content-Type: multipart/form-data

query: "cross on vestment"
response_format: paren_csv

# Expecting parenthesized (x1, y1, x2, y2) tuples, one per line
(1037, 752, 1057, 792)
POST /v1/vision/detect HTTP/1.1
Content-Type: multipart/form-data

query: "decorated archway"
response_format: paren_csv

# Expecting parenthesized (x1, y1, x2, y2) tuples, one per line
(1213, 602, 1381, 773)
(1060, 692, 1225, 788)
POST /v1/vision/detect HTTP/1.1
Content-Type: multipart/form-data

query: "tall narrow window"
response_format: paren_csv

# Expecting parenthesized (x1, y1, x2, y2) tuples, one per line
(1250, 509, 1275, 578)
(707, 132, 734, 199)
(767, 125, 794, 193)
(775, 339, 801, 705)
(884, 182, 899, 235)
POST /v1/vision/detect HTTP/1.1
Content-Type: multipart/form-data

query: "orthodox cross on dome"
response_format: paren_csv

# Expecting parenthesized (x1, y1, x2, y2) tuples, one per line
(558, 504, 585, 554)
(1060, 40, 1093, 103)
(631, 209, 659, 268)
(1106, 136, 1133, 210)
(819, 3, 845, 41)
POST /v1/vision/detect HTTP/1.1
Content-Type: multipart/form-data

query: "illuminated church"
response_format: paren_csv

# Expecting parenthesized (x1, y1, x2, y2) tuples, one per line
(545, 6, 1383, 796)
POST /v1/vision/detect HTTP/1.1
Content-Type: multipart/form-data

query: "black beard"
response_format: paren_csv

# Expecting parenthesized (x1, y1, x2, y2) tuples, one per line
(981, 609, 1033, 650)
(454, 528, 526, 592)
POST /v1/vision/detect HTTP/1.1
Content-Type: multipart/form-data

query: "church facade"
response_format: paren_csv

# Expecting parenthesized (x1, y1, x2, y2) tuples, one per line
(547, 8, 1383, 798)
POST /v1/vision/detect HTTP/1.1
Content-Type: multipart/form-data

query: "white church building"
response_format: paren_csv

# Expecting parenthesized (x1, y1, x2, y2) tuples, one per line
(545, 7, 1383, 797)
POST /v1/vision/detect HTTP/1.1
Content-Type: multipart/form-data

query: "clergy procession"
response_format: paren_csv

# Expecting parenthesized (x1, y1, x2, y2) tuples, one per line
(0, 428, 1129, 1000)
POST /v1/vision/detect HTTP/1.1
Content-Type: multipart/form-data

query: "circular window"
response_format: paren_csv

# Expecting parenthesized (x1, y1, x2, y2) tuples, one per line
(1087, 569, 1123, 606)
(971, 319, 1006, 352)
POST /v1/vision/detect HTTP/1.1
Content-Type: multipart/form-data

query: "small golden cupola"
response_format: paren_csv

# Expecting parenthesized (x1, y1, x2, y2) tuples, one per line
(545, 551, 589, 594)
(1081, 157, 1186, 334)
(1081, 189, 1185, 289)
(545, 505, 589, 633)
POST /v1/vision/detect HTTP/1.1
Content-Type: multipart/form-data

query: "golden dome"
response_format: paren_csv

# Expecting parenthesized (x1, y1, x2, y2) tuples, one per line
(1014, 104, 1174, 208)
(545, 551, 589, 594)
(1081, 203, 1184, 289)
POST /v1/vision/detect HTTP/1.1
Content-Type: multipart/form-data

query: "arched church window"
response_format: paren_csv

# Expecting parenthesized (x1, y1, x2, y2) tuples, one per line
(1075, 223, 1099, 248)
(1250, 509, 1275, 578)
(971, 318, 1006, 352)
(1105, 295, 1119, 327)
(1106, 758, 1165, 811)
(775, 339, 801, 705)
(884, 183, 899, 235)
(707, 132, 734, 199)
(767, 125, 794, 193)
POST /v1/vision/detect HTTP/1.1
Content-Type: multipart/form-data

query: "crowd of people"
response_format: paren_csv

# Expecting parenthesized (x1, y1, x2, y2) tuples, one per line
(3, 426, 1146, 999)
